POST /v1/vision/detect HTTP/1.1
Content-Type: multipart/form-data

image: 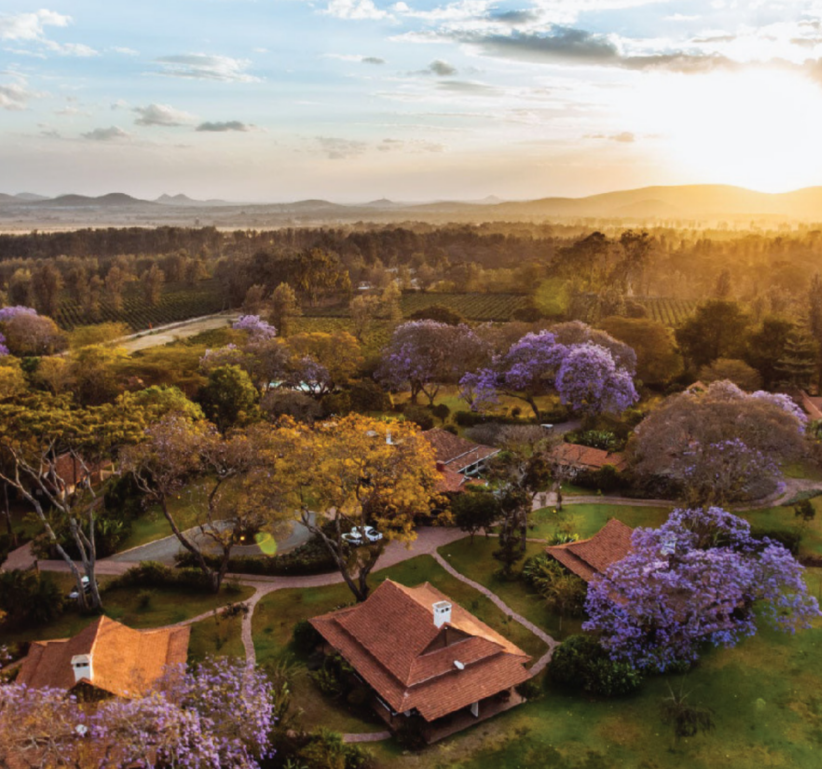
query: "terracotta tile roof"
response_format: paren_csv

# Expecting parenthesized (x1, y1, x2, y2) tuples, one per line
(49, 453, 114, 489)
(546, 519, 634, 583)
(798, 390, 822, 421)
(434, 462, 487, 494)
(17, 616, 190, 699)
(422, 429, 499, 474)
(550, 442, 627, 472)
(310, 580, 530, 722)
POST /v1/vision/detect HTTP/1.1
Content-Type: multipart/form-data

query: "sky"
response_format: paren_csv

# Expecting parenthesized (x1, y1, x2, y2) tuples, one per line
(4, 0, 822, 202)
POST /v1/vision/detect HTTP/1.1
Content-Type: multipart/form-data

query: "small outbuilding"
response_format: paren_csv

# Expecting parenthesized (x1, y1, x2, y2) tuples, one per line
(545, 518, 634, 582)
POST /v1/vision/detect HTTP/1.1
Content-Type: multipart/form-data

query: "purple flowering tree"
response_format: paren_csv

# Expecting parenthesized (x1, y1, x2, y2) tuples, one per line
(233, 314, 277, 340)
(555, 343, 639, 416)
(379, 320, 490, 405)
(460, 330, 637, 421)
(751, 390, 809, 431)
(583, 507, 820, 672)
(0, 331, 8, 357)
(0, 306, 38, 323)
(0, 657, 276, 768)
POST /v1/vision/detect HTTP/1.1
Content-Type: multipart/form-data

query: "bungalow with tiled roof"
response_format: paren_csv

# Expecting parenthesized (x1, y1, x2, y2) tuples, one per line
(422, 428, 499, 477)
(550, 442, 627, 475)
(17, 616, 190, 700)
(310, 579, 531, 743)
(545, 519, 634, 582)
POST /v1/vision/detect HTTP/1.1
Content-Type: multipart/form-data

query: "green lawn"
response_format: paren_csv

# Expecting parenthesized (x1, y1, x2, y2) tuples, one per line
(188, 611, 246, 662)
(741, 499, 822, 558)
(118, 509, 174, 552)
(529, 503, 673, 541)
(0, 577, 254, 647)
(252, 554, 549, 734)
(438, 537, 583, 640)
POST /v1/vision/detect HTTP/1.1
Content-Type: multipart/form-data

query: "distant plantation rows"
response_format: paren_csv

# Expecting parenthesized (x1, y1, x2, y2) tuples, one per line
(54, 280, 225, 331)
(640, 297, 699, 326)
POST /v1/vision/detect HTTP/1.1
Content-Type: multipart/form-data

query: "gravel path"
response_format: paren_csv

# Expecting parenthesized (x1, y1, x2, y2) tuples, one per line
(115, 314, 237, 354)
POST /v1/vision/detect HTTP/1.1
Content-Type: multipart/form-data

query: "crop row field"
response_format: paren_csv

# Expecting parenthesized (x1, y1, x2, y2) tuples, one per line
(54, 280, 225, 331)
(639, 297, 699, 326)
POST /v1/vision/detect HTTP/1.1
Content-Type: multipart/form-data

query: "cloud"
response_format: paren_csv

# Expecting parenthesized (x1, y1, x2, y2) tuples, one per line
(325, 53, 386, 64)
(55, 105, 90, 117)
(154, 54, 260, 82)
(82, 126, 129, 141)
(435, 79, 498, 94)
(324, 0, 390, 20)
(488, 9, 539, 25)
(429, 59, 457, 76)
(43, 40, 98, 56)
(111, 46, 139, 55)
(0, 9, 70, 41)
(377, 138, 444, 152)
(0, 80, 41, 110)
(133, 103, 196, 127)
(586, 131, 636, 142)
(316, 136, 368, 159)
(196, 120, 252, 132)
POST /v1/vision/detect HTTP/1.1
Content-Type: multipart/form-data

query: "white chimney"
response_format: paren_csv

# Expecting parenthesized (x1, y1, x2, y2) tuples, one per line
(71, 654, 92, 684)
(433, 600, 452, 628)
(386, 430, 393, 445)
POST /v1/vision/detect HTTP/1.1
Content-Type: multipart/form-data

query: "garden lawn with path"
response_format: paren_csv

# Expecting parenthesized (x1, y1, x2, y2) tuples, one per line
(252, 553, 549, 734)
(0, 574, 254, 648)
(529, 503, 673, 542)
(188, 610, 246, 662)
(365, 568, 822, 769)
(741, 498, 822, 558)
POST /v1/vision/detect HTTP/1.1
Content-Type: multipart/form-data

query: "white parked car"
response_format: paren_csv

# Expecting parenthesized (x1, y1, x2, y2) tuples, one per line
(342, 526, 383, 546)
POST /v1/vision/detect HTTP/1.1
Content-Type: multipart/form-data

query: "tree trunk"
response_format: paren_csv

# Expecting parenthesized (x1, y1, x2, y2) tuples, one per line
(303, 511, 367, 602)
(526, 396, 541, 423)
(556, 482, 563, 512)
(159, 497, 219, 592)
(2, 483, 16, 548)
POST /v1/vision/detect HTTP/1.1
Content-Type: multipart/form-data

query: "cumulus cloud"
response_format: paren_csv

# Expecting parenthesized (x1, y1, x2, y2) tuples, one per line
(363, 56, 386, 64)
(196, 120, 252, 132)
(133, 103, 196, 127)
(324, 0, 390, 20)
(0, 82, 37, 110)
(111, 46, 139, 55)
(43, 40, 98, 56)
(429, 59, 457, 76)
(0, 9, 70, 41)
(436, 79, 498, 94)
(377, 137, 444, 152)
(488, 9, 539, 25)
(82, 126, 129, 141)
(154, 54, 260, 82)
(316, 136, 368, 159)
(325, 53, 386, 64)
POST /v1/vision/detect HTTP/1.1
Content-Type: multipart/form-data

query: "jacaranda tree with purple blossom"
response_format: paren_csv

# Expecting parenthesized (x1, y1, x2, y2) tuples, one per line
(233, 314, 278, 340)
(460, 328, 638, 422)
(379, 320, 490, 406)
(583, 507, 820, 672)
(0, 656, 276, 768)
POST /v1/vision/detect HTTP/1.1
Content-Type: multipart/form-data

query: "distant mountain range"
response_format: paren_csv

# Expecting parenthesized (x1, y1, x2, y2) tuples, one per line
(3, 184, 822, 224)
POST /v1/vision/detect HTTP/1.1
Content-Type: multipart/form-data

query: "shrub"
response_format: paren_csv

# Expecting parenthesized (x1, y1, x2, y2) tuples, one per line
(107, 561, 214, 592)
(297, 729, 374, 769)
(293, 618, 322, 653)
(564, 430, 620, 451)
(402, 404, 435, 430)
(0, 570, 64, 628)
(515, 678, 543, 701)
(750, 527, 802, 556)
(550, 634, 643, 697)
(322, 391, 352, 417)
(136, 589, 154, 609)
(573, 464, 624, 493)
(349, 379, 392, 413)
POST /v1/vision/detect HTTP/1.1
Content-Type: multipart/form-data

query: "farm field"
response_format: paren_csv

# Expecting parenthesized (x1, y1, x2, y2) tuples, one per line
(640, 296, 699, 326)
(54, 279, 225, 332)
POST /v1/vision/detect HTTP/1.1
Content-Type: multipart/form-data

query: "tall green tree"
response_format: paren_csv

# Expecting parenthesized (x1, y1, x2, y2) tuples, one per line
(675, 300, 751, 371)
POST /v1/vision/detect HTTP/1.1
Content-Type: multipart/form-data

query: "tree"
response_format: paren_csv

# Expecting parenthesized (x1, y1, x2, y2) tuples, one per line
(599, 316, 683, 386)
(268, 415, 439, 601)
(242, 283, 267, 314)
(660, 683, 715, 745)
(104, 265, 127, 310)
(7, 269, 33, 307)
(451, 486, 500, 543)
(67, 344, 129, 406)
(349, 294, 381, 342)
(68, 322, 130, 349)
(630, 381, 808, 505)
(583, 507, 820, 672)
(408, 303, 466, 325)
(269, 282, 301, 337)
(122, 415, 286, 591)
(379, 320, 490, 406)
(776, 327, 818, 388)
(31, 263, 63, 317)
(0, 656, 275, 768)
(234, 314, 277, 340)
(462, 329, 637, 422)
(287, 331, 363, 395)
(141, 264, 165, 306)
(0, 395, 146, 611)
(745, 316, 794, 389)
(198, 364, 259, 432)
(675, 300, 751, 370)
(698, 358, 762, 391)
(0, 309, 67, 356)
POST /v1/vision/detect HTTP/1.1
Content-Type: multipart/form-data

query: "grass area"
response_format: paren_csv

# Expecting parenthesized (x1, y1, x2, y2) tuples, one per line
(529, 503, 673, 541)
(368, 571, 822, 769)
(188, 610, 246, 662)
(118, 509, 173, 552)
(438, 537, 582, 640)
(252, 554, 548, 734)
(742, 499, 822, 558)
(0, 577, 254, 647)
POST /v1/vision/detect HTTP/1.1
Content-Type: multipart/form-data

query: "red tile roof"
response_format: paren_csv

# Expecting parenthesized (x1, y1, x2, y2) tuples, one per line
(550, 442, 627, 472)
(310, 580, 530, 722)
(422, 429, 499, 473)
(17, 616, 190, 699)
(546, 519, 634, 582)
(434, 462, 488, 494)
